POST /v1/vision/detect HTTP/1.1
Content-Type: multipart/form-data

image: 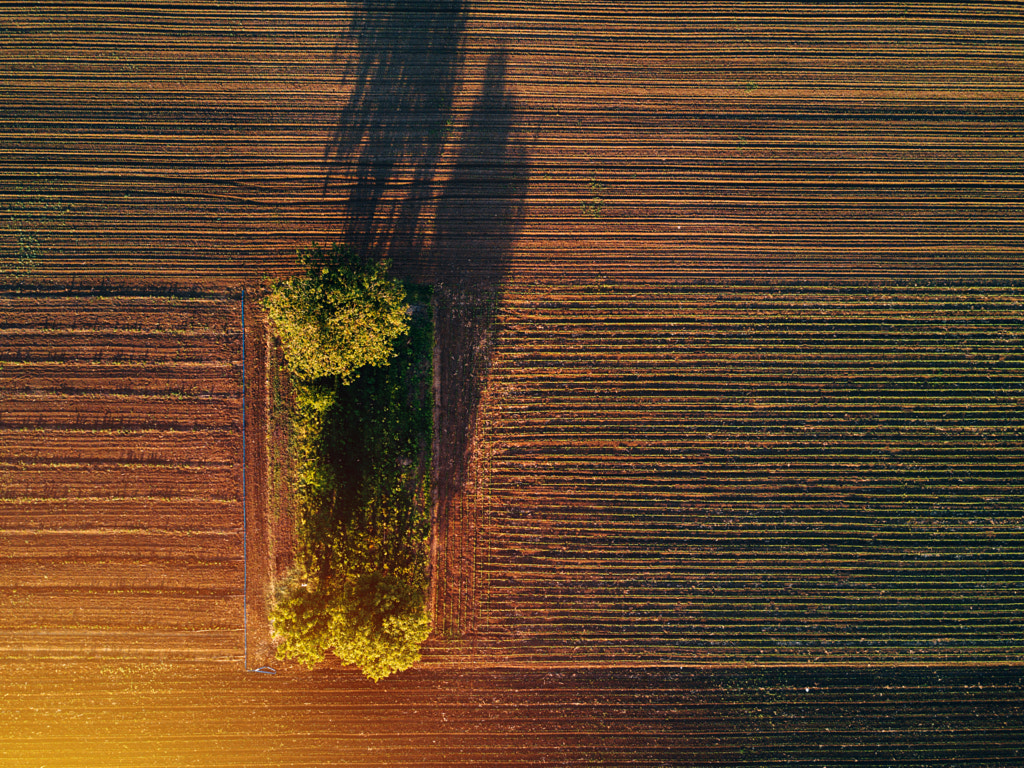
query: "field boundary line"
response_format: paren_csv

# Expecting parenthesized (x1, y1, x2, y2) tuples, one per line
(240, 289, 275, 676)
(242, 290, 248, 670)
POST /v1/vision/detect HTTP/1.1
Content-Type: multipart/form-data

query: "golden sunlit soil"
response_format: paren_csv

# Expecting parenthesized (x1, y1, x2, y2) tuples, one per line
(2, 2, 1023, 765)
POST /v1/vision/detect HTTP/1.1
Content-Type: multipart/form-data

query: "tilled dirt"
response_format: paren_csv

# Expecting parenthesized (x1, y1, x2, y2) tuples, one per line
(0, 290, 253, 664)
(3, 3, 1024, 764)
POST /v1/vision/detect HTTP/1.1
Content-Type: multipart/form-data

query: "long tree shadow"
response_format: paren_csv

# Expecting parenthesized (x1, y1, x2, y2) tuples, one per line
(431, 49, 529, 286)
(323, 0, 469, 262)
(323, 7, 530, 501)
(324, 9, 531, 638)
(431, 49, 530, 502)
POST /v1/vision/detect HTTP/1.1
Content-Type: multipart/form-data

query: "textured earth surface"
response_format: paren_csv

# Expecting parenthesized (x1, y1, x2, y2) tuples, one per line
(1, 2, 1022, 765)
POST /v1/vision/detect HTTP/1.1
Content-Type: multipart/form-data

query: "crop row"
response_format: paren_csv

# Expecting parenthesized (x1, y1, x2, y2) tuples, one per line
(0, 331, 239, 363)
(0, 497, 239, 532)
(0, 587, 240, 631)
(0, 291, 246, 661)
(0, 629, 240, 661)
(0, 553, 240, 590)
(421, 280, 1024, 666)
(0, 361, 239, 397)
(0, 427, 238, 463)
(1, 394, 240, 430)
(0, 294, 238, 330)
(0, 462, 238, 501)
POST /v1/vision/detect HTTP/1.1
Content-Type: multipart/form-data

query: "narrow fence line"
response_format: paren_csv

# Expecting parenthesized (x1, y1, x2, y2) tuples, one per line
(242, 290, 248, 670)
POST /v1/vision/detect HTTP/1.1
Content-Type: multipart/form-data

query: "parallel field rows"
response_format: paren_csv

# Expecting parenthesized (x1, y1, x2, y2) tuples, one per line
(2, 2, 1023, 282)
(0, 292, 245, 660)
(420, 281, 1024, 666)
(2, 3, 1024, 764)
(1, 663, 1022, 768)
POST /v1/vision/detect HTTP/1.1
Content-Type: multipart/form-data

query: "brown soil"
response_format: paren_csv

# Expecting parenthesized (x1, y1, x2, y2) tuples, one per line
(3, 3, 1024, 763)
(0, 290, 248, 663)
(1, 661, 1022, 766)
(425, 284, 504, 655)
(264, 326, 300, 590)
(241, 287, 274, 668)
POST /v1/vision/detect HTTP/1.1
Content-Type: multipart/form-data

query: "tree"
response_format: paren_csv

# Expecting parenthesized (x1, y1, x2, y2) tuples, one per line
(266, 242, 430, 681)
(264, 243, 409, 384)
(270, 570, 431, 682)
(328, 571, 431, 682)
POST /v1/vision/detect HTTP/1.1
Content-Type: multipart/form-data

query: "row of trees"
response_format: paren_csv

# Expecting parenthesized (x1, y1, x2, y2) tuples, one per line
(265, 244, 432, 681)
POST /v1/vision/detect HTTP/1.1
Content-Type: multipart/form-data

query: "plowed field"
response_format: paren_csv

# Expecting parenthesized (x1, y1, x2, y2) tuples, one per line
(3, 2, 1022, 284)
(2, 1, 1023, 765)
(424, 280, 1024, 666)
(0, 291, 274, 663)
(0, 662, 1021, 768)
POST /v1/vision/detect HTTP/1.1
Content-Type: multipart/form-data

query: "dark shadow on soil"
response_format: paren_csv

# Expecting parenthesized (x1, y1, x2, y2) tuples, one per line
(323, 0, 469, 264)
(323, 5, 531, 501)
(430, 48, 530, 500)
(430, 48, 529, 286)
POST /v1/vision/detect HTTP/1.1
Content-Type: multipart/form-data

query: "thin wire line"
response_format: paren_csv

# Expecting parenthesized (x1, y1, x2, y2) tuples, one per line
(242, 289, 248, 670)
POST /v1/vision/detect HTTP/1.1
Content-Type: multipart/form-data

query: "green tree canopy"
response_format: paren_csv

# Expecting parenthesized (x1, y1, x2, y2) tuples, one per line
(266, 243, 430, 682)
(264, 244, 409, 384)
(328, 571, 431, 682)
(271, 571, 431, 682)
(268, 578, 331, 668)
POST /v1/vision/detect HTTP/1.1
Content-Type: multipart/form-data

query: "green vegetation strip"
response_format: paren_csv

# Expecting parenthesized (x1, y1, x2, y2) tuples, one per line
(265, 244, 432, 681)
